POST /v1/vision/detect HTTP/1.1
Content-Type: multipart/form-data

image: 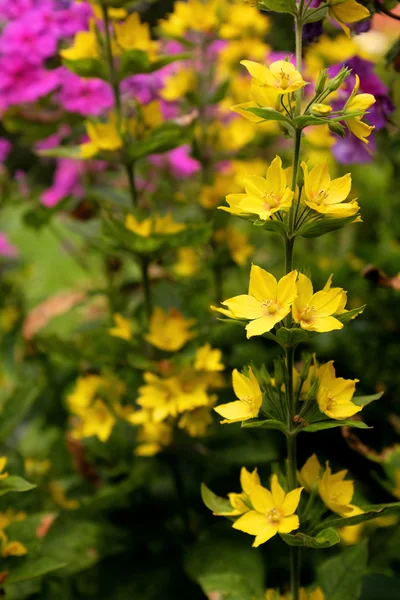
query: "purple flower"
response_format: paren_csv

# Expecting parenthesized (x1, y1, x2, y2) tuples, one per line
(0, 0, 52, 20)
(0, 14, 58, 64)
(40, 158, 83, 207)
(121, 72, 166, 105)
(303, 20, 323, 44)
(0, 233, 18, 258)
(0, 56, 60, 110)
(57, 69, 113, 116)
(333, 132, 376, 164)
(0, 138, 11, 162)
(150, 144, 201, 179)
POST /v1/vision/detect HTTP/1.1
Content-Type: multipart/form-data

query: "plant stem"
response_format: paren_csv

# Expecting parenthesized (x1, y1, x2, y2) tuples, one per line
(141, 257, 152, 323)
(101, 5, 121, 118)
(290, 545, 301, 600)
(124, 161, 137, 208)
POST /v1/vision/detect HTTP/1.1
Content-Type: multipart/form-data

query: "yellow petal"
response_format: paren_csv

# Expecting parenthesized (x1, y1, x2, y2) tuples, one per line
(282, 487, 303, 516)
(251, 484, 275, 513)
(311, 289, 343, 316)
(270, 474, 285, 508)
(278, 514, 299, 533)
(240, 60, 270, 82)
(325, 173, 352, 204)
(231, 102, 264, 123)
(232, 510, 269, 534)
(266, 156, 286, 197)
(253, 523, 279, 546)
(232, 368, 260, 402)
(308, 316, 343, 332)
(245, 314, 284, 337)
(249, 265, 277, 301)
(277, 270, 298, 306)
(240, 467, 261, 496)
(214, 400, 254, 423)
(223, 294, 262, 319)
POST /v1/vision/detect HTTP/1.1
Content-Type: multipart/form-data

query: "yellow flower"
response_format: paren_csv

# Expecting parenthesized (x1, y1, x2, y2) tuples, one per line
(301, 162, 359, 218)
(329, 0, 370, 37)
(220, 265, 298, 338)
(195, 343, 224, 372)
(158, 0, 222, 37)
(297, 454, 321, 492)
(214, 368, 262, 423)
(145, 307, 195, 351)
(80, 117, 123, 159)
(233, 474, 303, 547)
(114, 12, 157, 56)
(92, 4, 127, 20)
(317, 361, 361, 420)
(161, 69, 195, 102)
(343, 75, 376, 143)
(237, 156, 294, 220)
(24, 458, 51, 479)
(74, 400, 116, 442)
(215, 467, 261, 516)
(318, 462, 362, 516)
(292, 273, 344, 333)
(0, 510, 26, 531)
(178, 405, 214, 437)
(108, 313, 132, 341)
(60, 21, 99, 61)
(135, 420, 173, 456)
(125, 214, 185, 238)
(49, 481, 79, 510)
(310, 104, 332, 116)
(226, 228, 255, 266)
(173, 247, 200, 278)
(219, 192, 251, 216)
(220, 4, 269, 39)
(0, 531, 27, 558)
(339, 523, 364, 545)
(0, 457, 8, 480)
(213, 118, 257, 152)
(241, 59, 306, 96)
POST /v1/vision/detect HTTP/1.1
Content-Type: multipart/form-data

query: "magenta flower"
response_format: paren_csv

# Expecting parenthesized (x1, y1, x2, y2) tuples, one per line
(150, 145, 201, 179)
(40, 158, 84, 207)
(0, 233, 18, 258)
(0, 138, 11, 162)
(57, 69, 113, 116)
(0, 15, 58, 64)
(0, 56, 60, 110)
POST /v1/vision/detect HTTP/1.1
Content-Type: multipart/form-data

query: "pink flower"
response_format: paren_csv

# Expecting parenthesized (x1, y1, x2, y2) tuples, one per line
(41, 158, 84, 207)
(150, 144, 201, 179)
(0, 233, 18, 258)
(57, 70, 113, 116)
(0, 56, 60, 111)
(0, 138, 11, 162)
(0, 15, 57, 64)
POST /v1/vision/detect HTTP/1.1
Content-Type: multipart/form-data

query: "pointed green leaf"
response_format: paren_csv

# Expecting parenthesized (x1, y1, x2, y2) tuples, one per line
(201, 483, 232, 514)
(352, 391, 383, 407)
(5, 556, 67, 585)
(149, 53, 191, 72)
(297, 215, 358, 238)
(335, 305, 366, 325)
(302, 420, 370, 433)
(0, 476, 36, 497)
(281, 527, 340, 549)
(37, 146, 82, 160)
(62, 58, 108, 80)
(303, 6, 328, 22)
(119, 49, 151, 79)
(315, 502, 400, 532)
(128, 123, 187, 160)
(259, 0, 297, 14)
(318, 543, 368, 600)
(241, 419, 286, 433)
(276, 327, 310, 346)
(244, 107, 292, 125)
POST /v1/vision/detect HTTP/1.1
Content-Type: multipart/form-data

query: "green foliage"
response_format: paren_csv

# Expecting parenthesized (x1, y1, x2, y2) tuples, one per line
(0, 476, 36, 497)
(318, 544, 368, 600)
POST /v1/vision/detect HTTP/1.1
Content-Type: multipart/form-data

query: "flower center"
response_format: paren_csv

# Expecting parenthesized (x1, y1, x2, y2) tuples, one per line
(278, 70, 290, 90)
(300, 305, 316, 322)
(266, 508, 282, 524)
(313, 190, 329, 205)
(263, 192, 280, 209)
(262, 299, 279, 315)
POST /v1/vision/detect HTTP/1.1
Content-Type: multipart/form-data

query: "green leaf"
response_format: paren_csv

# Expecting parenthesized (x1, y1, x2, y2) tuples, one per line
(62, 58, 108, 80)
(335, 305, 365, 325)
(302, 420, 370, 433)
(0, 476, 36, 497)
(297, 215, 358, 238)
(241, 419, 286, 433)
(281, 527, 340, 549)
(352, 391, 383, 407)
(259, 0, 297, 14)
(0, 378, 43, 442)
(118, 49, 151, 79)
(315, 502, 400, 532)
(318, 543, 368, 600)
(5, 556, 67, 585)
(201, 483, 232, 514)
(293, 115, 327, 128)
(128, 123, 187, 160)
(149, 53, 190, 72)
(37, 146, 82, 160)
(252, 218, 288, 234)
(276, 327, 310, 346)
(244, 107, 292, 125)
(303, 6, 328, 22)
(186, 534, 265, 600)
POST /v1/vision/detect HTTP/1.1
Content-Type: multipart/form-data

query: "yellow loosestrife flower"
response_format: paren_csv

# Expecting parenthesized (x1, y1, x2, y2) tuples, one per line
(318, 462, 363, 516)
(80, 118, 123, 159)
(145, 307, 195, 351)
(125, 213, 185, 237)
(0, 531, 27, 558)
(329, 0, 370, 37)
(233, 474, 303, 547)
(161, 70, 196, 102)
(92, 4, 127, 20)
(215, 467, 261, 516)
(219, 4, 269, 39)
(114, 12, 157, 57)
(344, 75, 376, 143)
(173, 247, 200, 278)
(241, 58, 306, 95)
(158, 0, 222, 37)
(220, 265, 298, 338)
(214, 368, 262, 423)
(60, 21, 99, 61)
(297, 453, 321, 492)
(195, 343, 224, 372)
(317, 361, 361, 420)
(135, 420, 172, 456)
(226, 228, 255, 266)
(301, 162, 359, 218)
(292, 273, 344, 333)
(237, 156, 294, 220)
(0, 457, 8, 480)
(108, 313, 132, 341)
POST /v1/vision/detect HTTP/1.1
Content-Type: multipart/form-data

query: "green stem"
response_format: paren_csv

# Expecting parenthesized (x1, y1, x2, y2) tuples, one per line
(290, 545, 301, 600)
(124, 162, 137, 208)
(141, 257, 152, 323)
(101, 5, 122, 119)
(289, 128, 302, 235)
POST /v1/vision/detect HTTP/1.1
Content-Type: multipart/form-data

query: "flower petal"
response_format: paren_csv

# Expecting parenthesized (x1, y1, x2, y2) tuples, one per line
(253, 523, 279, 547)
(277, 270, 298, 306)
(232, 510, 268, 535)
(278, 514, 299, 533)
(223, 294, 262, 319)
(249, 265, 277, 301)
(251, 484, 275, 513)
(281, 487, 303, 516)
(270, 474, 285, 508)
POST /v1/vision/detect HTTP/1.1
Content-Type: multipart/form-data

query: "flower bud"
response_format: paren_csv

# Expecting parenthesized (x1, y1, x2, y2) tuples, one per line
(328, 121, 346, 138)
(311, 104, 332, 116)
(315, 69, 328, 95)
(327, 66, 351, 93)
